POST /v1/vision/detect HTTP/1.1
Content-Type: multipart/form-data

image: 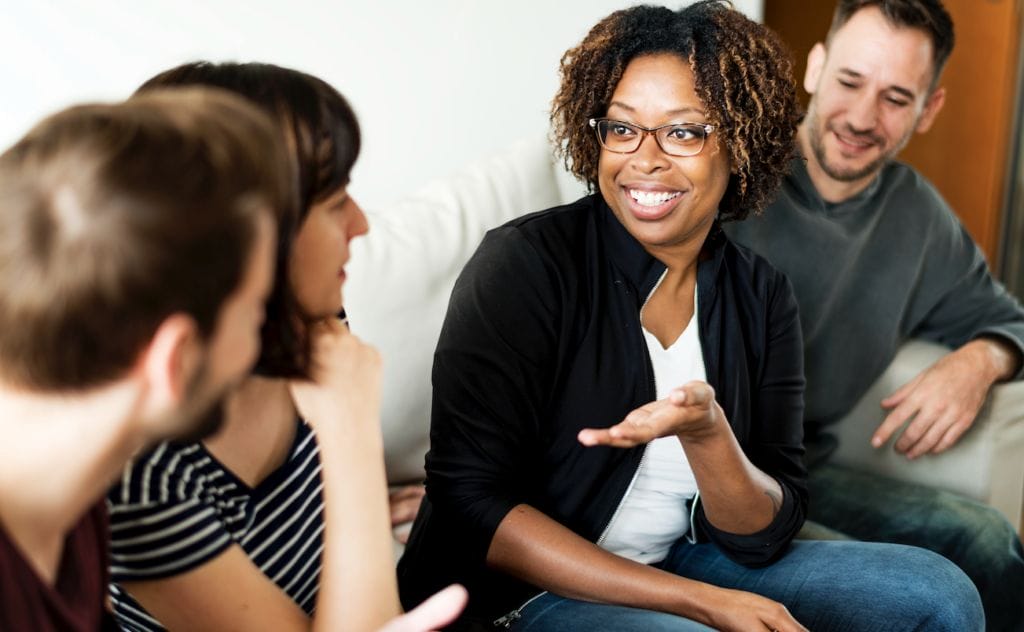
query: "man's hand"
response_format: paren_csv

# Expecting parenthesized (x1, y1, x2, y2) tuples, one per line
(377, 584, 467, 632)
(872, 338, 1018, 458)
(577, 381, 721, 448)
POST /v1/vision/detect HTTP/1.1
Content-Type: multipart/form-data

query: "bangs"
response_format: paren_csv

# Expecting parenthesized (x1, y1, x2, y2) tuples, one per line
(292, 80, 361, 214)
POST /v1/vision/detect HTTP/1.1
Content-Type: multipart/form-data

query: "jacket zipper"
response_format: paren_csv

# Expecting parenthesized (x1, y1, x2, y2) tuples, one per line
(492, 590, 549, 628)
(596, 269, 666, 547)
(495, 270, 678, 628)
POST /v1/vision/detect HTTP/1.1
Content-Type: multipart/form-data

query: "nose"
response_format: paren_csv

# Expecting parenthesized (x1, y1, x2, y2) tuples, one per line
(845, 91, 878, 133)
(347, 197, 369, 241)
(630, 131, 671, 173)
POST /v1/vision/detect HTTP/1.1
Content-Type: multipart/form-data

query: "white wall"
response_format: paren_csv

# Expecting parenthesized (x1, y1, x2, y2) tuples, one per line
(1, 0, 763, 208)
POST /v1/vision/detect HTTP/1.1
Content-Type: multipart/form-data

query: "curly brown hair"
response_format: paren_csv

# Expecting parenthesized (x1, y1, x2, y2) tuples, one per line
(551, 1, 800, 221)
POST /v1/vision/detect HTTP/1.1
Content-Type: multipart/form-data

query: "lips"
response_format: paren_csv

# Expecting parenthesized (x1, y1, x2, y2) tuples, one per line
(830, 125, 883, 155)
(623, 186, 683, 220)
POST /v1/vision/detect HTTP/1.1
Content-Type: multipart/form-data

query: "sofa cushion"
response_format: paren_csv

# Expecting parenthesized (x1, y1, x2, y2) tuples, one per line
(344, 136, 584, 484)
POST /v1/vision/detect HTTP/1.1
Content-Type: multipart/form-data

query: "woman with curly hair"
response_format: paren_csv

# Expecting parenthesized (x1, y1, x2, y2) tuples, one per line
(399, 2, 982, 630)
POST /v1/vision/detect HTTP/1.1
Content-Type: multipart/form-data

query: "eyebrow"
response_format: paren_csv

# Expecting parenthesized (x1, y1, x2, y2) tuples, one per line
(837, 68, 916, 100)
(608, 101, 706, 118)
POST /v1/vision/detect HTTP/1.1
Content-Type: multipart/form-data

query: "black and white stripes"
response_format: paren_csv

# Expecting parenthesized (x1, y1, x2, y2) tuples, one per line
(107, 421, 324, 631)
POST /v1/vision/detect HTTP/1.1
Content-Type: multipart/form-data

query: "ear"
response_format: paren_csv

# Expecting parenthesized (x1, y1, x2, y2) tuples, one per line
(914, 86, 946, 134)
(804, 43, 827, 96)
(135, 313, 202, 417)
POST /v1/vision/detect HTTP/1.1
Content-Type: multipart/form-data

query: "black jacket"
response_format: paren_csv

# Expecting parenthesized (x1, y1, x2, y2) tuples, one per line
(398, 194, 807, 624)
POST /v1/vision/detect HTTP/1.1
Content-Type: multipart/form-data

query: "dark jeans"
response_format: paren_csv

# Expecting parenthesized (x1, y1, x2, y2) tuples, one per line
(803, 462, 1024, 632)
(513, 539, 983, 631)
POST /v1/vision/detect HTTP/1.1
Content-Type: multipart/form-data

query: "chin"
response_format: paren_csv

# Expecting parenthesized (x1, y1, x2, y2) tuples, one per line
(175, 399, 227, 444)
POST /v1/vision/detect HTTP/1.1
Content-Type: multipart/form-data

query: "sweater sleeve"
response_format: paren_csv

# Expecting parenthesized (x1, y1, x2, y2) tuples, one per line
(693, 270, 808, 566)
(908, 196, 1024, 378)
(424, 225, 561, 565)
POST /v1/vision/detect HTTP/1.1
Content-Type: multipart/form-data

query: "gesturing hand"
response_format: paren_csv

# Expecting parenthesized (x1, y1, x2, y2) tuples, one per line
(872, 340, 1001, 459)
(377, 585, 467, 632)
(289, 317, 382, 433)
(577, 381, 721, 448)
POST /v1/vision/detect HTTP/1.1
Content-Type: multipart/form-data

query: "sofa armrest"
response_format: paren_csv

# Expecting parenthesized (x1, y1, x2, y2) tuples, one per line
(831, 340, 1024, 531)
(345, 136, 569, 486)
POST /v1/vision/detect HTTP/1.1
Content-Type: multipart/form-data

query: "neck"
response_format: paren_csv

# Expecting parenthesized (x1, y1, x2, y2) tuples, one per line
(0, 379, 147, 579)
(202, 375, 295, 488)
(644, 215, 715, 275)
(797, 124, 878, 203)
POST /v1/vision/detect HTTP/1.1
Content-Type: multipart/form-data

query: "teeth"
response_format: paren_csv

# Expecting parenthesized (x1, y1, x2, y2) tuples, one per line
(629, 189, 681, 207)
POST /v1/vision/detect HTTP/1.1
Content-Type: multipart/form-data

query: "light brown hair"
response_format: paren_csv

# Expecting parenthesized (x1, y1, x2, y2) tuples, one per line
(0, 88, 291, 390)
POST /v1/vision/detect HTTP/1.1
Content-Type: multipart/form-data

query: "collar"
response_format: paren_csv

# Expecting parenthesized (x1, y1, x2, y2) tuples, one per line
(593, 193, 727, 302)
(788, 155, 885, 214)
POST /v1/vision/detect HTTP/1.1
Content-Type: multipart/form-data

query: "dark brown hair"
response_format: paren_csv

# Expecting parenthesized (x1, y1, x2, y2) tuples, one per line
(0, 89, 289, 390)
(551, 1, 800, 221)
(828, 0, 954, 84)
(138, 62, 362, 377)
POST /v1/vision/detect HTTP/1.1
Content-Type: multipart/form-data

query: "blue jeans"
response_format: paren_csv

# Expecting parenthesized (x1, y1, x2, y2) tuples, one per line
(512, 539, 983, 631)
(805, 463, 1024, 632)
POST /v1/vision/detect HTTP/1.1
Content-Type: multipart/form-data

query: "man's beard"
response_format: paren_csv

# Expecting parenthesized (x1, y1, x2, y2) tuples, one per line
(170, 361, 232, 444)
(174, 398, 227, 444)
(806, 109, 912, 183)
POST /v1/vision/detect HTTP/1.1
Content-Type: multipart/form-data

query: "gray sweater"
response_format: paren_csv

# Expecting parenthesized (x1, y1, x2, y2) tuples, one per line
(726, 157, 1024, 439)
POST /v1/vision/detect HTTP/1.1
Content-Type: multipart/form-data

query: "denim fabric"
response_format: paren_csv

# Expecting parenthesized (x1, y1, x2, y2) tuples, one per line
(513, 594, 713, 631)
(512, 539, 982, 631)
(806, 463, 1024, 632)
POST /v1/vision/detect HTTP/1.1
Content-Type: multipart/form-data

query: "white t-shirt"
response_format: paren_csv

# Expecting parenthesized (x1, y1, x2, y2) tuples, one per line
(599, 290, 704, 564)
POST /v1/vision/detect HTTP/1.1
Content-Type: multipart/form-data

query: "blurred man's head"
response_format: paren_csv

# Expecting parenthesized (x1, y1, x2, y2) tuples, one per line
(0, 88, 291, 439)
(801, 0, 954, 198)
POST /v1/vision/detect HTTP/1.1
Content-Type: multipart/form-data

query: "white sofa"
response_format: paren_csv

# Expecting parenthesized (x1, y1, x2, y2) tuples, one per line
(343, 136, 1024, 542)
(831, 340, 1024, 532)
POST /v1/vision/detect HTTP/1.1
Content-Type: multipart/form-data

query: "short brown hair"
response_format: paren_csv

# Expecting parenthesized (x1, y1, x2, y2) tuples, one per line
(0, 88, 290, 390)
(138, 62, 362, 378)
(828, 0, 954, 84)
(551, 1, 800, 221)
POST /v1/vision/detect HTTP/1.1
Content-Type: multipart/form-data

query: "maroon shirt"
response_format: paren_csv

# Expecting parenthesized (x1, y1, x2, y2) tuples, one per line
(0, 501, 115, 631)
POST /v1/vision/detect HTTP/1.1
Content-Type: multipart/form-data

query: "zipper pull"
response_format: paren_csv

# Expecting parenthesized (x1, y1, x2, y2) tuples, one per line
(493, 610, 522, 628)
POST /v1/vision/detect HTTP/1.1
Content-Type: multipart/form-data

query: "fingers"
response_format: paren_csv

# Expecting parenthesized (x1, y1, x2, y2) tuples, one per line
(393, 524, 412, 545)
(871, 400, 917, 448)
(578, 382, 717, 448)
(390, 485, 426, 502)
(672, 381, 714, 407)
(901, 405, 976, 458)
(897, 406, 953, 458)
(390, 485, 426, 526)
(762, 603, 808, 632)
(933, 420, 970, 454)
(378, 584, 468, 632)
(577, 423, 654, 448)
(881, 373, 921, 409)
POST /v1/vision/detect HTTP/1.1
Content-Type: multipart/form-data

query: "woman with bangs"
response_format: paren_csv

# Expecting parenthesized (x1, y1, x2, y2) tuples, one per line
(106, 62, 464, 632)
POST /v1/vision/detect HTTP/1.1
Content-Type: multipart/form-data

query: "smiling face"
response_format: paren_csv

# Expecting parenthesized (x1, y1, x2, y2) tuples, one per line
(288, 186, 369, 319)
(801, 6, 946, 200)
(597, 53, 731, 258)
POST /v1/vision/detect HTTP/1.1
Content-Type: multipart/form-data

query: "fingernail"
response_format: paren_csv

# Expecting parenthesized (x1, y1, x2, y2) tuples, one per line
(871, 437, 882, 448)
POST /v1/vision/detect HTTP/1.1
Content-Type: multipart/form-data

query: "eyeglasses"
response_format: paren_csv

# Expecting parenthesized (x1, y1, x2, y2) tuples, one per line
(588, 118, 716, 157)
